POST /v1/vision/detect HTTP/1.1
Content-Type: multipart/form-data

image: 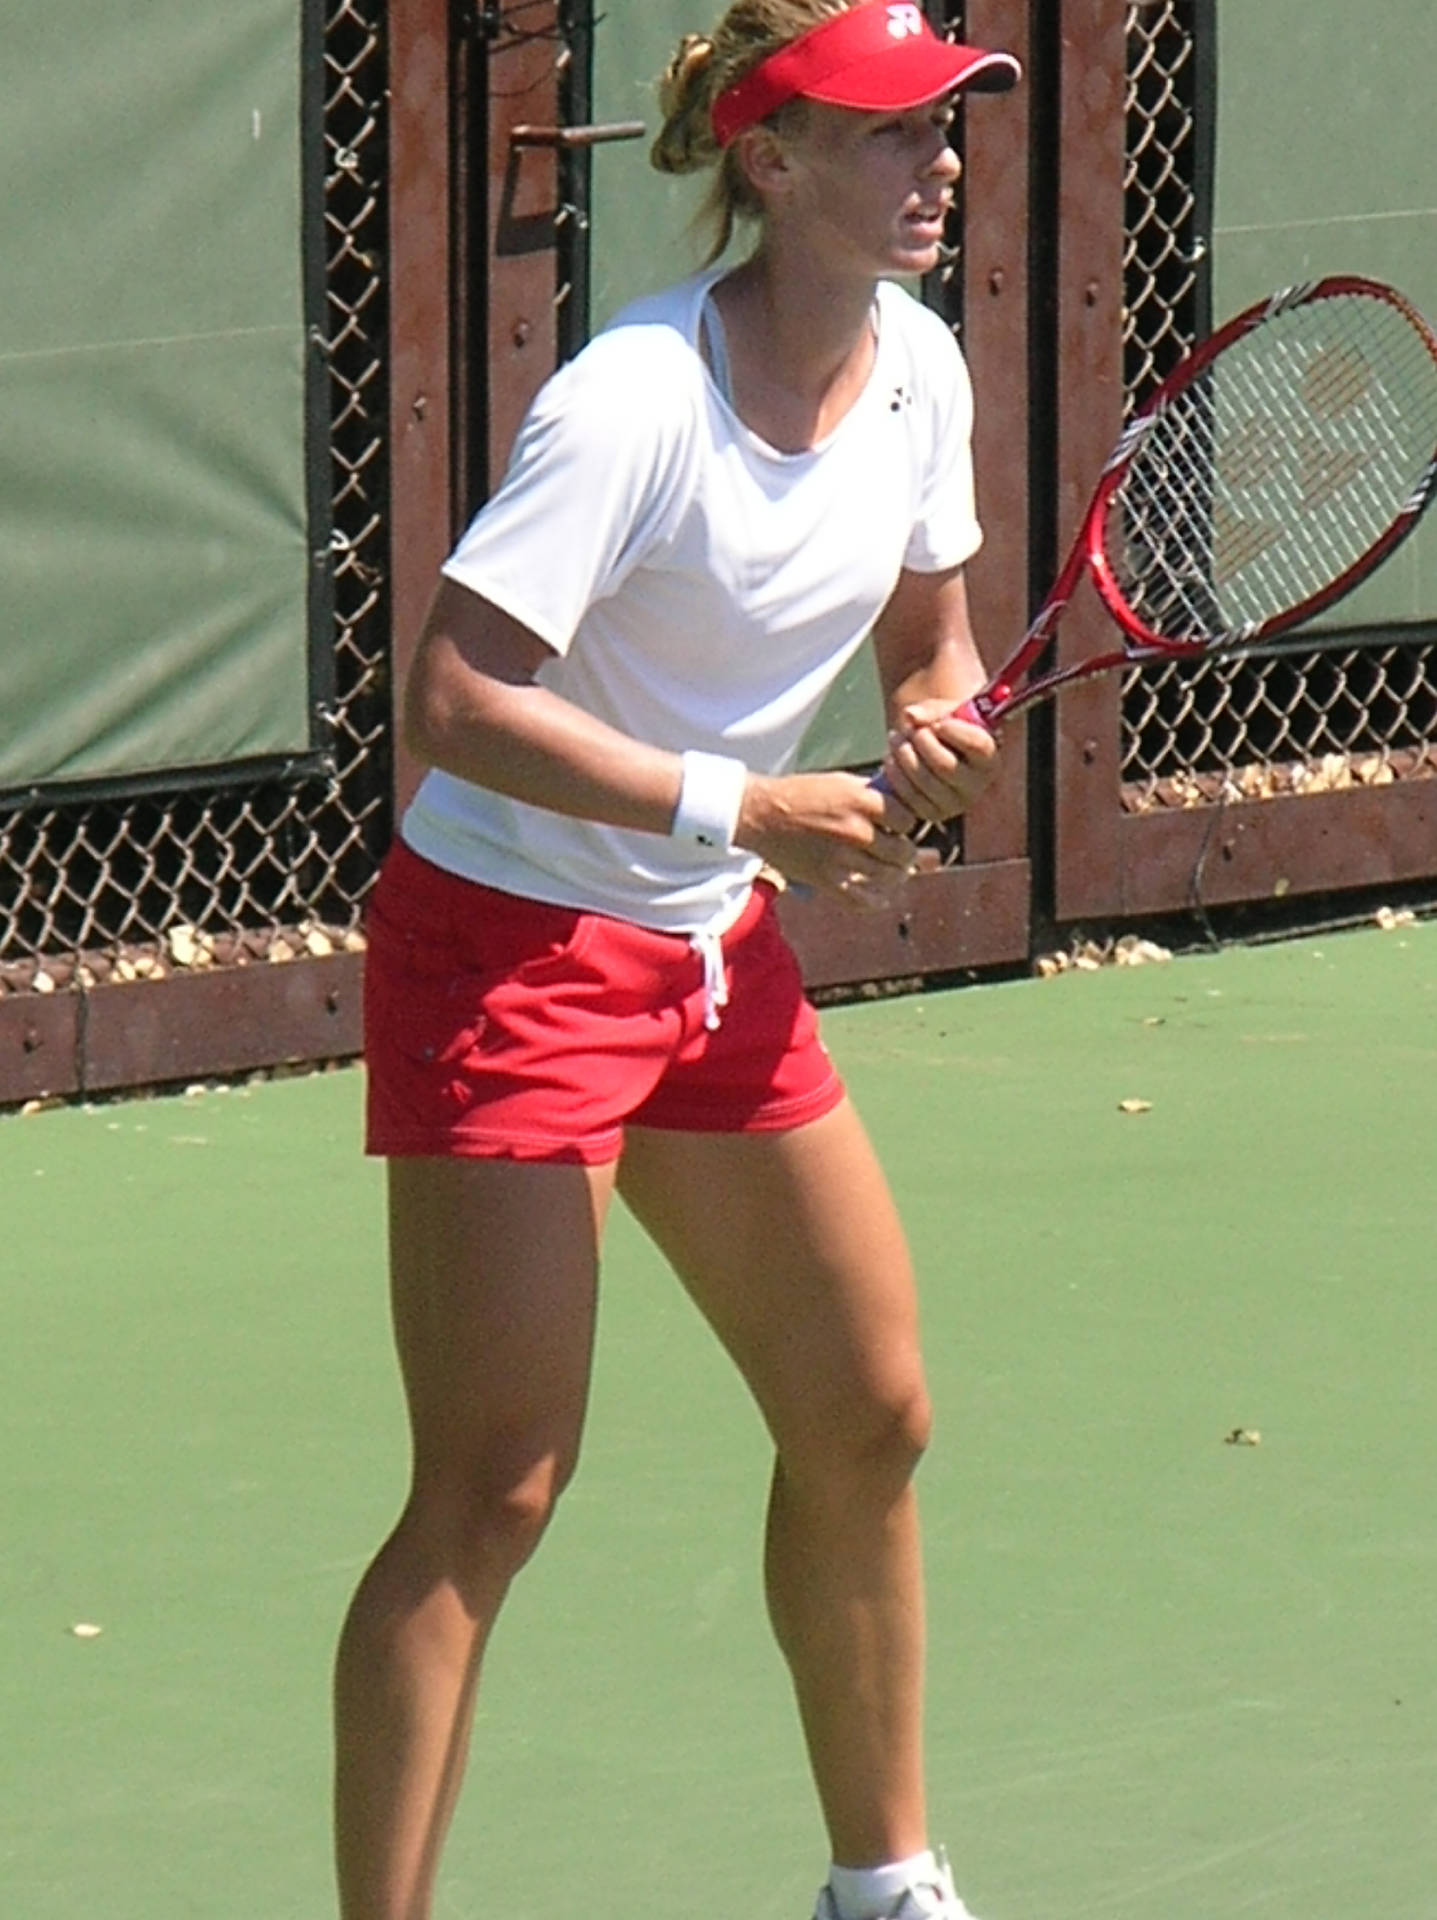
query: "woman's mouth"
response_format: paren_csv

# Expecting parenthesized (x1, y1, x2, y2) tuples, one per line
(903, 204, 950, 240)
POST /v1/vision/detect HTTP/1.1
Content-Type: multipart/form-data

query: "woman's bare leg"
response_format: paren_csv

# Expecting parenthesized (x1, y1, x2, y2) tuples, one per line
(618, 1101, 931, 1866)
(334, 1154, 616, 1920)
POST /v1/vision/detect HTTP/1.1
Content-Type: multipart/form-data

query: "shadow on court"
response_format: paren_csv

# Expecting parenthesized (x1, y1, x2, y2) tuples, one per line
(2, 919, 1433, 1919)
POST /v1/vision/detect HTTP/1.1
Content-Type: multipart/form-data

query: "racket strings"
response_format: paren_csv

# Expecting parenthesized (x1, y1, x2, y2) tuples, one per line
(1107, 291, 1437, 646)
(1214, 316, 1428, 582)
(1204, 333, 1380, 620)
(1123, 346, 1370, 634)
(1111, 384, 1232, 636)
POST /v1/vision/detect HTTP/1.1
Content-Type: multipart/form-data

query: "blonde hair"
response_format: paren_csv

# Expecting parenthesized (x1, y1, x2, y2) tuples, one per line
(650, 0, 857, 262)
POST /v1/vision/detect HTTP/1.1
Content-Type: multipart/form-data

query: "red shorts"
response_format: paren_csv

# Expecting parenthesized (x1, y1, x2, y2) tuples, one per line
(363, 840, 845, 1165)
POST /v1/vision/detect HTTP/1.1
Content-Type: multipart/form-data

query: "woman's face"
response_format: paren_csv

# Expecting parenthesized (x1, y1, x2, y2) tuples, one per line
(766, 96, 962, 278)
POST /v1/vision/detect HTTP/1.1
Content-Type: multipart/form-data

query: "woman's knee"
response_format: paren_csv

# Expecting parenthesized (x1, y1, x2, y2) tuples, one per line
(783, 1367, 933, 1499)
(405, 1436, 580, 1586)
(856, 1372, 933, 1479)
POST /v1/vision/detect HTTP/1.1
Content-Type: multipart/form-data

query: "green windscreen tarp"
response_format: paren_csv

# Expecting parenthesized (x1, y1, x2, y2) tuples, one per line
(0, 1, 316, 792)
(1213, 0, 1437, 633)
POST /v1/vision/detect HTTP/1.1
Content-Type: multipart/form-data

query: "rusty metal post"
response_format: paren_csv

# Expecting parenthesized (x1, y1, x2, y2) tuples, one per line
(778, 0, 1035, 985)
(1050, 0, 1129, 921)
(961, 0, 1032, 877)
(388, 0, 455, 820)
(483, 5, 564, 492)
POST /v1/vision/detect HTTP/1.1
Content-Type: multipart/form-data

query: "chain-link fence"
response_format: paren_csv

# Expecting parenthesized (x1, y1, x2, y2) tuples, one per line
(1118, 0, 1437, 814)
(0, 0, 391, 998)
(13, 0, 1429, 1062)
(892, 0, 969, 875)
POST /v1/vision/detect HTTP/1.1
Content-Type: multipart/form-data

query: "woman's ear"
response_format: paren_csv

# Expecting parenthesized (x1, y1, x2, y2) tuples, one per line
(732, 123, 797, 202)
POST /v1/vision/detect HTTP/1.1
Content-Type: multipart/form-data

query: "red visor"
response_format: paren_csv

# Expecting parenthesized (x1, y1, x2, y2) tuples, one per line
(711, 2, 1021, 149)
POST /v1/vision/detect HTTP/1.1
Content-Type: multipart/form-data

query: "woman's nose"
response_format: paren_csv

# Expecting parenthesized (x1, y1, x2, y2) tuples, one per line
(927, 143, 961, 184)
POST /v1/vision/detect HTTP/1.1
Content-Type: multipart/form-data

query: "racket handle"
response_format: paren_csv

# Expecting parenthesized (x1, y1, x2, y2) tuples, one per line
(954, 689, 1004, 731)
(869, 689, 1002, 792)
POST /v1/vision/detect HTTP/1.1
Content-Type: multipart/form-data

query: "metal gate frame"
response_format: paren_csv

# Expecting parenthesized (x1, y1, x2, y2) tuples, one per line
(385, 0, 1037, 994)
(777, 0, 1035, 989)
(11, 1, 1431, 1110)
(1049, 0, 1437, 929)
(0, 0, 392, 1108)
(388, 0, 581, 817)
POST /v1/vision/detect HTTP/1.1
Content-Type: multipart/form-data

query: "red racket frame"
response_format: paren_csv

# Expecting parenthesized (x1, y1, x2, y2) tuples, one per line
(961, 274, 1437, 730)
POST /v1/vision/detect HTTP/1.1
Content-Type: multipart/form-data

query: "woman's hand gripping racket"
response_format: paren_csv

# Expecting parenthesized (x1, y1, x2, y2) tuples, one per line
(944, 276, 1437, 735)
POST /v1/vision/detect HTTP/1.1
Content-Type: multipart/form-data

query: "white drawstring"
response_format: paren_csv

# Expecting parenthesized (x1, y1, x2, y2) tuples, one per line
(689, 924, 730, 1031)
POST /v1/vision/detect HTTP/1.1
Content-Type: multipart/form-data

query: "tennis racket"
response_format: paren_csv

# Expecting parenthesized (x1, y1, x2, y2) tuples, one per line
(950, 275, 1437, 731)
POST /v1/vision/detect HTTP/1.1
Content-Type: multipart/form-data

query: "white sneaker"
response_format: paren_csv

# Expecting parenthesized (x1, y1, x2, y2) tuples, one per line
(813, 1852, 982, 1920)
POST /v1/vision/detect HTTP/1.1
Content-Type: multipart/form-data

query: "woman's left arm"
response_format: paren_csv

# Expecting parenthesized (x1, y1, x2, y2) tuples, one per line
(870, 564, 998, 822)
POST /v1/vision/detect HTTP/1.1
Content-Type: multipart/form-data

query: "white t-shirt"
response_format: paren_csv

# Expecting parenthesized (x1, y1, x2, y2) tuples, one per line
(402, 264, 982, 935)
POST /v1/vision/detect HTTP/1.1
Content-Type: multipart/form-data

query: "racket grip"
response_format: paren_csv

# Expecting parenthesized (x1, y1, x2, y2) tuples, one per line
(869, 691, 1000, 793)
(952, 690, 1002, 732)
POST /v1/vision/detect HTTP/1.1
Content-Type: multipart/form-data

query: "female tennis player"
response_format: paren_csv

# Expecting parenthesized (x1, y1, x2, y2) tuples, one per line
(335, 5, 1019, 1917)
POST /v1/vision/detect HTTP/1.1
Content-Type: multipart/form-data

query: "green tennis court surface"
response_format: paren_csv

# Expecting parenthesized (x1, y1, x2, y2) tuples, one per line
(3, 920, 1433, 1919)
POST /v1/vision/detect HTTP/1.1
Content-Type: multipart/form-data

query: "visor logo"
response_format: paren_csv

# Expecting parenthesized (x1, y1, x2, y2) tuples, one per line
(886, 4, 924, 37)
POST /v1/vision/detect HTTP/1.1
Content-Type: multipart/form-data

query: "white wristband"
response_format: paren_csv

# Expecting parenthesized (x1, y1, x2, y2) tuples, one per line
(671, 750, 748, 853)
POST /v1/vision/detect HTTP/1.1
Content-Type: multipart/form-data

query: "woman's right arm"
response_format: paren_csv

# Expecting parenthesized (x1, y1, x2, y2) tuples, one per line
(405, 579, 684, 835)
(404, 579, 920, 897)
